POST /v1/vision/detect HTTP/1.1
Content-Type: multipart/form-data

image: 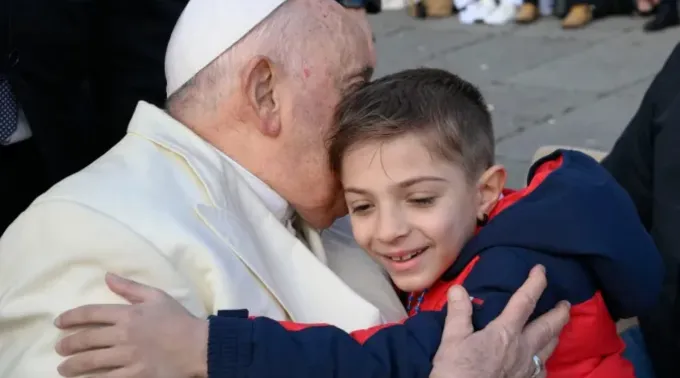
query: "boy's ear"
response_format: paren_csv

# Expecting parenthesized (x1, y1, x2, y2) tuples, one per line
(476, 165, 507, 218)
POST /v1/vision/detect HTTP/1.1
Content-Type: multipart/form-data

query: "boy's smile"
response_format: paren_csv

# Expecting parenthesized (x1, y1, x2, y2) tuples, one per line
(379, 246, 430, 274)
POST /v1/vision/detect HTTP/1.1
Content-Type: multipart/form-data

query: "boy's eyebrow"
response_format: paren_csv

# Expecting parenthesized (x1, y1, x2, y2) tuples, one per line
(344, 176, 447, 194)
(397, 176, 447, 188)
(344, 187, 370, 195)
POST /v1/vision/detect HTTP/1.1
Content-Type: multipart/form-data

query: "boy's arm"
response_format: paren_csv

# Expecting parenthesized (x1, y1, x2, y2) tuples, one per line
(203, 248, 563, 378)
(206, 307, 447, 378)
(461, 247, 562, 330)
(203, 249, 540, 378)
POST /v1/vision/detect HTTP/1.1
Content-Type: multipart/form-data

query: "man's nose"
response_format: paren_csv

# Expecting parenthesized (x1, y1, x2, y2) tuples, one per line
(376, 208, 409, 243)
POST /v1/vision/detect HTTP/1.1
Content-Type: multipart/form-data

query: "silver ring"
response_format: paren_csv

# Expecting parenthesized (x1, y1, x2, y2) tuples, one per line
(530, 355, 543, 378)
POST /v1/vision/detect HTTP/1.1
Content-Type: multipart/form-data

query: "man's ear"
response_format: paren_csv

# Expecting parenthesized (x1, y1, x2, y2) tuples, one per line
(476, 165, 507, 218)
(241, 55, 281, 138)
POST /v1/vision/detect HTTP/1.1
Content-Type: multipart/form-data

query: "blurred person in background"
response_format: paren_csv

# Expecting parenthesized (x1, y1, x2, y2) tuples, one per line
(602, 41, 680, 378)
(0, 0, 189, 233)
(0, 0, 383, 235)
(636, 0, 679, 31)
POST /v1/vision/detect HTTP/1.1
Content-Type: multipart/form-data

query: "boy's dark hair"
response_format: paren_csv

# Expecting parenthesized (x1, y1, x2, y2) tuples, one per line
(329, 68, 494, 181)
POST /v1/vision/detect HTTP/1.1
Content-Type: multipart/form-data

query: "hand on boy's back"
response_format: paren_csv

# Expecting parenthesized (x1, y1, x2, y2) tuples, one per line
(54, 273, 208, 378)
(53, 266, 568, 378)
(431, 265, 570, 378)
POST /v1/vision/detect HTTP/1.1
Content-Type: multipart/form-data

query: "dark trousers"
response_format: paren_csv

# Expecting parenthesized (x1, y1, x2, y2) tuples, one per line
(1, 0, 190, 235)
(0, 139, 49, 234)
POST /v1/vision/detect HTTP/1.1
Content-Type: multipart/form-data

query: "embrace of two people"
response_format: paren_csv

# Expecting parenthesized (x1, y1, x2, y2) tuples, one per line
(0, 0, 663, 377)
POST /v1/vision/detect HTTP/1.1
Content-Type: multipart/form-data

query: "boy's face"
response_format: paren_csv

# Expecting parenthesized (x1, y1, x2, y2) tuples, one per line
(341, 134, 484, 292)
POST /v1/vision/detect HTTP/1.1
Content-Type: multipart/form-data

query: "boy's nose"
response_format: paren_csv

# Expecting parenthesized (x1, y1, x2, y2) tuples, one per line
(376, 209, 410, 243)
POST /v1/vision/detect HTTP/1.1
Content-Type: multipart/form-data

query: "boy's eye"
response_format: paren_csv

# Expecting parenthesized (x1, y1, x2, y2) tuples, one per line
(409, 197, 436, 206)
(351, 204, 372, 214)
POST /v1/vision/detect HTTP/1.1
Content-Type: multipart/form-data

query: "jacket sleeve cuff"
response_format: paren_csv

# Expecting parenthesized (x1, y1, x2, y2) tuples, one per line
(207, 311, 254, 378)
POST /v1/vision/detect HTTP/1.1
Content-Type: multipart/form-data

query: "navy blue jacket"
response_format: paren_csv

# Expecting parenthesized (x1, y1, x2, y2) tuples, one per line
(206, 150, 663, 378)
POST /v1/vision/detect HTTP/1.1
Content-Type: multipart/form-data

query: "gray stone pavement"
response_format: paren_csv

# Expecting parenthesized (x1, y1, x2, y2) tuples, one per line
(368, 12, 680, 187)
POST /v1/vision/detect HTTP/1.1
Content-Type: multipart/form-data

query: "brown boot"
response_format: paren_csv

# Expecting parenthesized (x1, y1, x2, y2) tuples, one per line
(424, 0, 454, 17)
(515, 3, 540, 24)
(561, 4, 593, 28)
(407, 0, 453, 18)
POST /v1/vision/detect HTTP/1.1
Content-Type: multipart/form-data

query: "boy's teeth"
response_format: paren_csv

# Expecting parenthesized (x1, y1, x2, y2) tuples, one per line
(391, 254, 415, 261)
(389, 249, 424, 262)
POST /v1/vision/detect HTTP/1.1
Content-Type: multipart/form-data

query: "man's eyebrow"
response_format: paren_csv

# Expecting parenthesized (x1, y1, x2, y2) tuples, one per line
(346, 66, 374, 82)
(342, 66, 374, 96)
(358, 66, 374, 81)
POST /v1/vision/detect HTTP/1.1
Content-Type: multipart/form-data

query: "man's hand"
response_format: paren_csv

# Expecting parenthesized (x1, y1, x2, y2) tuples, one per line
(54, 273, 208, 378)
(431, 265, 570, 378)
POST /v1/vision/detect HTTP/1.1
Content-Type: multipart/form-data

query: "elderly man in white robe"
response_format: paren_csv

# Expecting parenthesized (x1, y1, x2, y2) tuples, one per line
(0, 0, 569, 377)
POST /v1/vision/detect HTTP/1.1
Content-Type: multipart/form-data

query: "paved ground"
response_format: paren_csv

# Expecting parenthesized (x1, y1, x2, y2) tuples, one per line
(368, 11, 680, 187)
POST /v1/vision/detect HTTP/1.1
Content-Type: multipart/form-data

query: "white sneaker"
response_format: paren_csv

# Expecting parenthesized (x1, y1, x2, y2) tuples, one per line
(457, 0, 497, 24)
(382, 0, 408, 10)
(484, 0, 517, 24)
(454, 0, 477, 23)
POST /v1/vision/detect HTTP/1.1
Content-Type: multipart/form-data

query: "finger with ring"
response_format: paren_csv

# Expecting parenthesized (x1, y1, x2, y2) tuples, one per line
(530, 354, 544, 378)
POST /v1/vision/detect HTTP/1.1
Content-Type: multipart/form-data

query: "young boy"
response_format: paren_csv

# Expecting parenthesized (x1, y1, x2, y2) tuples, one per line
(207, 68, 663, 378)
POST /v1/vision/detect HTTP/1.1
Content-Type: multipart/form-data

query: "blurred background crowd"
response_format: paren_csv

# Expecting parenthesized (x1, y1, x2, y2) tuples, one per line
(403, 0, 677, 31)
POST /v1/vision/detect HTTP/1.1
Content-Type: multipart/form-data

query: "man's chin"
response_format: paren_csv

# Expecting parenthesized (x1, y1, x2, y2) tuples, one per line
(297, 204, 348, 230)
(299, 212, 343, 230)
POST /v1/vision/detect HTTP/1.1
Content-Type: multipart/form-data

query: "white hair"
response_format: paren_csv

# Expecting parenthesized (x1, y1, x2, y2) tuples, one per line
(166, 0, 313, 117)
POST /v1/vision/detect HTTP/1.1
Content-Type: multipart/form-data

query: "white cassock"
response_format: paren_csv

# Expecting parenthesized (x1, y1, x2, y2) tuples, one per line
(0, 102, 406, 377)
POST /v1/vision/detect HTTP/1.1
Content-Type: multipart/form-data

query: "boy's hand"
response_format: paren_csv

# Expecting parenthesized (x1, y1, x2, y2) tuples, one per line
(54, 273, 208, 378)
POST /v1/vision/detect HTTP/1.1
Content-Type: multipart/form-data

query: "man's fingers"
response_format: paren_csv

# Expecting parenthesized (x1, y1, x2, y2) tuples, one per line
(523, 336, 559, 378)
(510, 301, 570, 378)
(105, 273, 164, 304)
(441, 285, 475, 343)
(55, 304, 130, 329)
(492, 265, 547, 332)
(56, 326, 123, 356)
(523, 300, 571, 354)
(536, 336, 560, 365)
(57, 347, 135, 377)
